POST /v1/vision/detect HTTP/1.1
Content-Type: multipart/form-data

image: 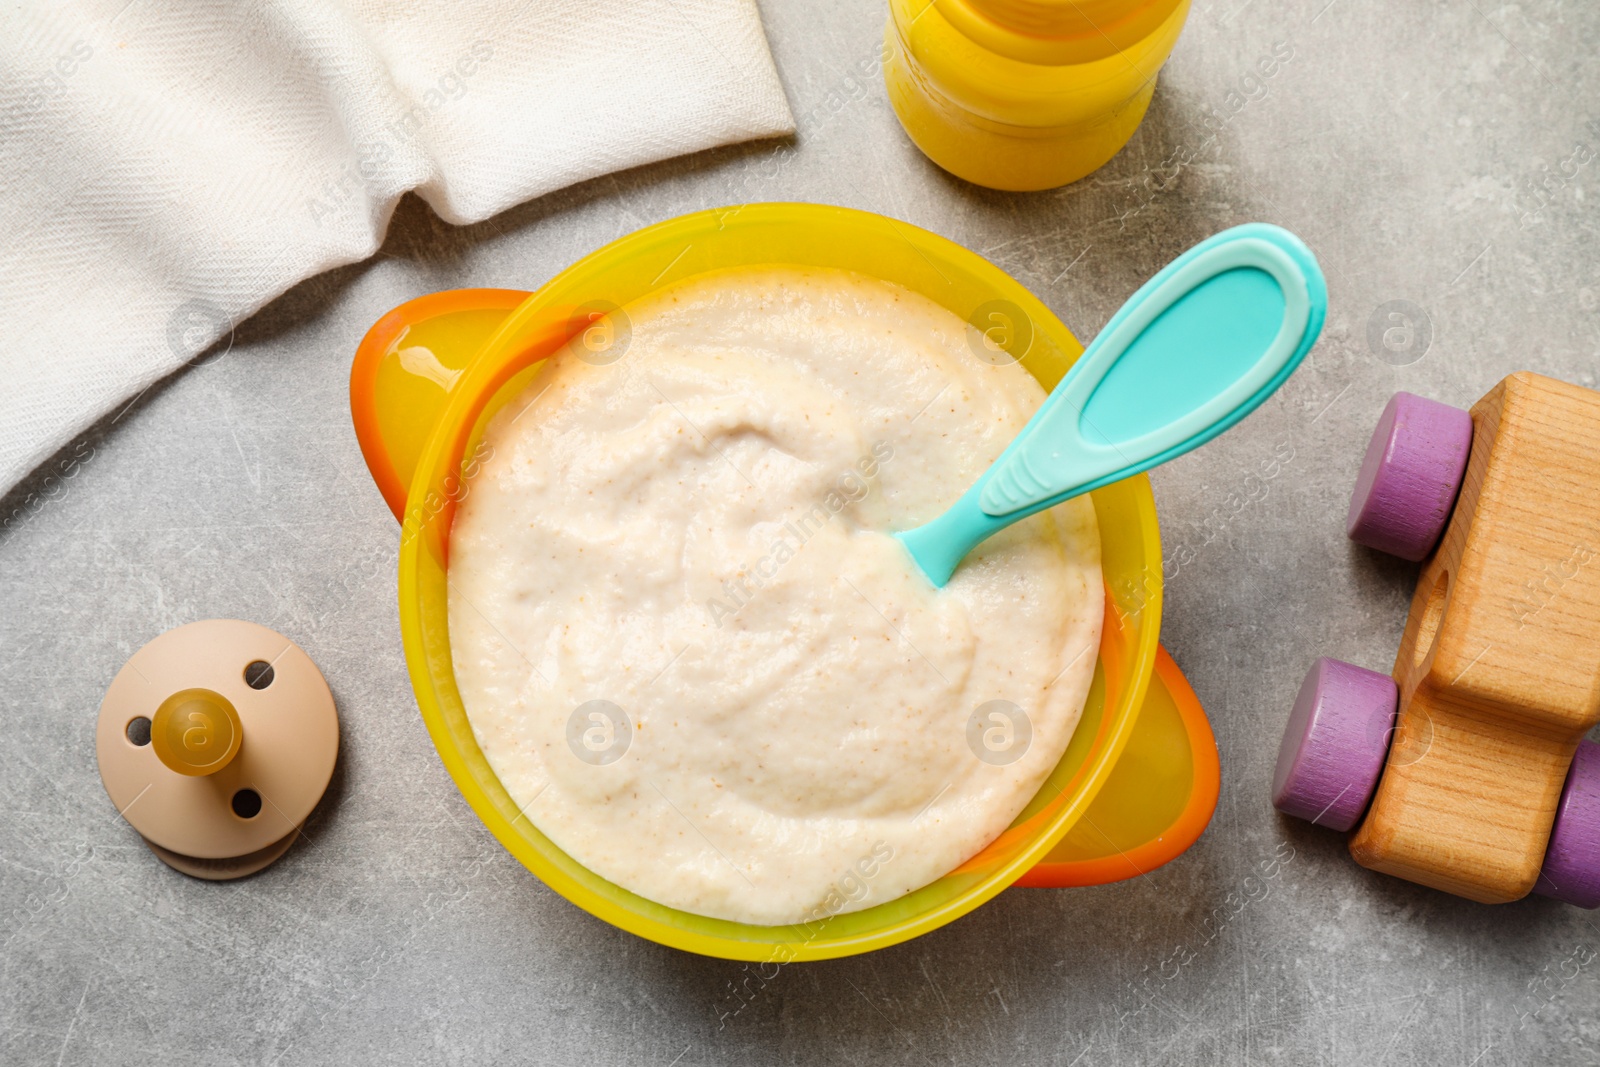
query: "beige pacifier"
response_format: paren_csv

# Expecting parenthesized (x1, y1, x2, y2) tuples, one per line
(95, 619, 339, 880)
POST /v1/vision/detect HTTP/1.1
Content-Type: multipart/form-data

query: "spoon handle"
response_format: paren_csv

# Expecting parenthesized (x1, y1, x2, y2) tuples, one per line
(900, 223, 1328, 586)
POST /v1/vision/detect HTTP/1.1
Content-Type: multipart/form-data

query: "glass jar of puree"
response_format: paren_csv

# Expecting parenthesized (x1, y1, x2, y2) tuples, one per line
(884, 0, 1191, 191)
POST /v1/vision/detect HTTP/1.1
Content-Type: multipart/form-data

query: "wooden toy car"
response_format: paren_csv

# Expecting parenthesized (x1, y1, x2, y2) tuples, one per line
(1272, 372, 1600, 907)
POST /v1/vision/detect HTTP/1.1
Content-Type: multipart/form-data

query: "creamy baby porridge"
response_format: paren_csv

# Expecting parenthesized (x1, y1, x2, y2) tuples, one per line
(447, 267, 1102, 925)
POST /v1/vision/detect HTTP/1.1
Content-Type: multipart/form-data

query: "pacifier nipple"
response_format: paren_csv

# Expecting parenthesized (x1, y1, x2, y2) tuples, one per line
(151, 688, 243, 776)
(95, 620, 339, 880)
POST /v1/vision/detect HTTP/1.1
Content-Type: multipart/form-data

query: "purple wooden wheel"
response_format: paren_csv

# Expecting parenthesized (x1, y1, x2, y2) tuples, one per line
(1534, 740, 1600, 908)
(1272, 658, 1399, 831)
(1346, 392, 1473, 561)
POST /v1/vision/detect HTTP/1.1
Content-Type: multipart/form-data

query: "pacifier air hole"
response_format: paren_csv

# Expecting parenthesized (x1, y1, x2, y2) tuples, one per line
(231, 789, 262, 819)
(126, 716, 152, 746)
(244, 660, 275, 689)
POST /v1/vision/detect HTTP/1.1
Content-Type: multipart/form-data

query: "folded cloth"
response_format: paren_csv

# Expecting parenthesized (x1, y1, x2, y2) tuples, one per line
(0, 0, 793, 498)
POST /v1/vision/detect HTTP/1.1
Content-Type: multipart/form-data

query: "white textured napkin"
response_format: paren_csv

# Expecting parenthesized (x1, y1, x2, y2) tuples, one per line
(0, 0, 793, 497)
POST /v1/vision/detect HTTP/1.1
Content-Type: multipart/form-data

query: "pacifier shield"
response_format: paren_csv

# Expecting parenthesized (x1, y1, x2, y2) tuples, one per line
(95, 619, 338, 880)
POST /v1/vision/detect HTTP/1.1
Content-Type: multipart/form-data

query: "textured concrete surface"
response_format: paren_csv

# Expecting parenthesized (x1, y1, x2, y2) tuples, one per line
(5, 1, 1600, 1063)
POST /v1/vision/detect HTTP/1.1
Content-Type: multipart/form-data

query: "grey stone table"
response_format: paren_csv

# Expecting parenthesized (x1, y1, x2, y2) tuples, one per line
(5, 1, 1599, 1063)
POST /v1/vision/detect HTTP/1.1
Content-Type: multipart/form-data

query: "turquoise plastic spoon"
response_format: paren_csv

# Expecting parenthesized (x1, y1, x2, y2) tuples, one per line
(898, 223, 1328, 587)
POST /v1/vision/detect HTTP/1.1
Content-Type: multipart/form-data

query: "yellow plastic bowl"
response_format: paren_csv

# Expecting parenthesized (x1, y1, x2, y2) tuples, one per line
(390, 203, 1162, 961)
